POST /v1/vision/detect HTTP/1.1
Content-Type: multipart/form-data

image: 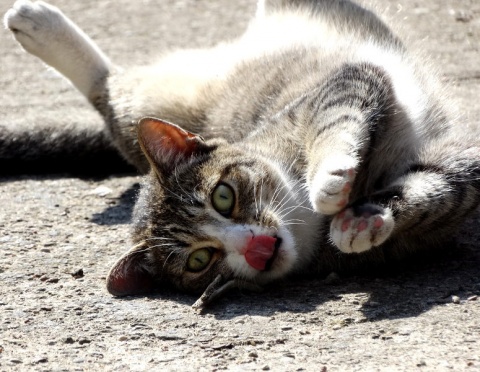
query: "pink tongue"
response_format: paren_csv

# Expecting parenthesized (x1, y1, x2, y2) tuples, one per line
(244, 235, 277, 271)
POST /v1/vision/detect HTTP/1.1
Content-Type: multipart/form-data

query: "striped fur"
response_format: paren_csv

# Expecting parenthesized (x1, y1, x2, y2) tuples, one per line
(5, 0, 480, 301)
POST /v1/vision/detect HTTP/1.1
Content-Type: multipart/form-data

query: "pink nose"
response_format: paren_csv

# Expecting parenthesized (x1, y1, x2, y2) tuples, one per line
(244, 235, 278, 271)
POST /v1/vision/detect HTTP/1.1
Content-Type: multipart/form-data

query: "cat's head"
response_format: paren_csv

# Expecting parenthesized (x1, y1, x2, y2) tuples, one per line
(106, 117, 305, 306)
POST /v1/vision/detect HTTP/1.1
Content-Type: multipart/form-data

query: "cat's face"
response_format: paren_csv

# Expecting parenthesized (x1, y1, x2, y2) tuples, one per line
(107, 118, 301, 304)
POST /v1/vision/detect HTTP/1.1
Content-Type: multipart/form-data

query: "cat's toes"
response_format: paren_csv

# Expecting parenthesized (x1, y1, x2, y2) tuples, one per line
(309, 155, 357, 215)
(330, 204, 394, 253)
(4, 0, 64, 53)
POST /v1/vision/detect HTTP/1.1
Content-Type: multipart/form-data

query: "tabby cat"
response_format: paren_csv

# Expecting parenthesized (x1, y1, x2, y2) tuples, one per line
(5, 0, 480, 308)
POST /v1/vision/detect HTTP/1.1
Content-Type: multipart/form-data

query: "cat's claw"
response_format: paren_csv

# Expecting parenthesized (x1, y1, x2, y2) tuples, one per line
(330, 204, 394, 253)
(310, 155, 357, 215)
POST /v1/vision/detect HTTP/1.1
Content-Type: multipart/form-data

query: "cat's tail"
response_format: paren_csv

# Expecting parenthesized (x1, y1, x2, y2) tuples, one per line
(4, 0, 113, 104)
(0, 122, 134, 175)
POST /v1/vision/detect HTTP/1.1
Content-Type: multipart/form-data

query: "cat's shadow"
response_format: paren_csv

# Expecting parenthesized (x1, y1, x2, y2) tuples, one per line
(90, 182, 140, 225)
(197, 243, 479, 323)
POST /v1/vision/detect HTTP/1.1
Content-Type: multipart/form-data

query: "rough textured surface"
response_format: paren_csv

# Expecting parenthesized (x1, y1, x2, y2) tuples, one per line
(1, 0, 479, 370)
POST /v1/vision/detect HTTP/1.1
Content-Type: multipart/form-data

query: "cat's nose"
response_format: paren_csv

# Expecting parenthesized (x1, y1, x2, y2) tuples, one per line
(244, 235, 280, 271)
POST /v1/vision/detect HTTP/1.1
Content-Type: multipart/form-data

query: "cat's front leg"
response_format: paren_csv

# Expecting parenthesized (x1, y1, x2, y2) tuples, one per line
(4, 0, 112, 100)
(304, 63, 392, 215)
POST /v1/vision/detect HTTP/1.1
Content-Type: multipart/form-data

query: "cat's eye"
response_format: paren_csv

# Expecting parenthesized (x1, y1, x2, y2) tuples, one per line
(187, 248, 213, 272)
(212, 183, 235, 217)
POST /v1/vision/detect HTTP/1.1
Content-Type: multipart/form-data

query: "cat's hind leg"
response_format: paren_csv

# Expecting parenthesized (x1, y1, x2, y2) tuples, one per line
(4, 0, 113, 101)
(330, 203, 394, 253)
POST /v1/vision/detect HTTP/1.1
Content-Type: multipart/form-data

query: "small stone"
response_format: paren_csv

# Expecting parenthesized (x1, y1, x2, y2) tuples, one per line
(78, 339, 91, 345)
(249, 352, 258, 358)
(452, 295, 461, 304)
(64, 337, 75, 344)
(92, 186, 112, 197)
(281, 326, 293, 331)
(118, 336, 129, 341)
(262, 366, 270, 371)
(47, 278, 59, 284)
(467, 295, 477, 301)
(71, 269, 84, 279)
(455, 10, 473, 22)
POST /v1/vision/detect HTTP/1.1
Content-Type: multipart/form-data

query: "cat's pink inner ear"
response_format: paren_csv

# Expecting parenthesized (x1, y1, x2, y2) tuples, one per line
(106, 249, 154, 296)
(137, 117, 201, 166)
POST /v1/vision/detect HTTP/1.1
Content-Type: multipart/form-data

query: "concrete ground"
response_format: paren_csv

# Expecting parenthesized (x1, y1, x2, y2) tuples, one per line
(1, 0, 479, 370)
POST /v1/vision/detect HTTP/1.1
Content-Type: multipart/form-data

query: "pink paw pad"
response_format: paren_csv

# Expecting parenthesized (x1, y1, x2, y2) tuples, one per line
(373, 217, 384, 228)
(330, 204, 395, 254)
(341, 218, 352, 232)
(357, 220, 368, 232)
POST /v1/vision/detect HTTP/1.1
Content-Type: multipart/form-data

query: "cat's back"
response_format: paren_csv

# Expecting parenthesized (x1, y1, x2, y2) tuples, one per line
(109, 0, 434, 145)
(246, 0, 402, 55)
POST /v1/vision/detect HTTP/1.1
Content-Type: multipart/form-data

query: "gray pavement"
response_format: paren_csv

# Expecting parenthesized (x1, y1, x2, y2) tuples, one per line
(1, 0, 479, 370)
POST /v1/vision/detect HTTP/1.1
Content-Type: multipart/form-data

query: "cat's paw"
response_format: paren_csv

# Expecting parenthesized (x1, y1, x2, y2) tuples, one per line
(330, 203, 394, 253)
(309, 155, 357, 215)
(4, 1, 67, 55)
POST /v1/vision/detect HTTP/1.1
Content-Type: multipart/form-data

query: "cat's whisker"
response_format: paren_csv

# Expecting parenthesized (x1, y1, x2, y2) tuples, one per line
(162, 184, 185, 203)
(161, 250, 178, 273)
(258, 179, 264, 212)
(148, 243, 176, 250)
(281, 220, 307, 226)
(253, 182, 260, 219)
(144, 237, 175, 242)
(277, 204, 314, 220)
(271, 190, 301, 218)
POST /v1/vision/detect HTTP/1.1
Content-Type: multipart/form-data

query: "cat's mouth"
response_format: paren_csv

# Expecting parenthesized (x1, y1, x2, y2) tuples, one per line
(244, 235, 282, 271)
(265, 237, 282, 271)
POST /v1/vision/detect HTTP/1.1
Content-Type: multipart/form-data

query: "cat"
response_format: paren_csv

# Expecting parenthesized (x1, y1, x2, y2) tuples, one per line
(4, 0, 480, 308)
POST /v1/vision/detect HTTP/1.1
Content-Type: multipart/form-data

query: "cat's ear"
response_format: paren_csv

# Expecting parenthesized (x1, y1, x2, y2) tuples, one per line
(137, 117, 209, 176)
(106, 243, 155, 296)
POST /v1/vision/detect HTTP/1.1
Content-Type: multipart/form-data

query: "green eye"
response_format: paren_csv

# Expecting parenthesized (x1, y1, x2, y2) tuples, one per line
(212, 183, 235, 217)
(187, 248, 213, 272)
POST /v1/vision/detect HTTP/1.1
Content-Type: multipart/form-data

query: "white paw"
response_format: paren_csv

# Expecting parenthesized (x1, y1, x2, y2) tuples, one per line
(330, 204, 394, 253)
(4, 1, 67, 56)
(309, 154, 357, 215)
(5, 1, 112, 98)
